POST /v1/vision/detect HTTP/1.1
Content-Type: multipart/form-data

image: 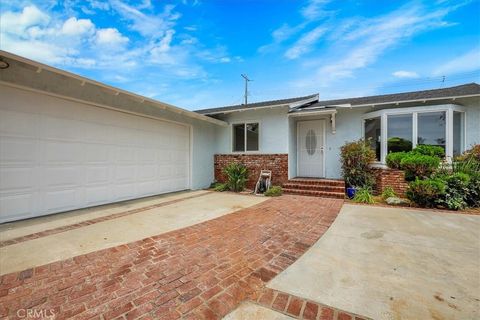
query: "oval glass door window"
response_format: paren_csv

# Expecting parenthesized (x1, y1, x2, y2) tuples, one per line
(306, 129, 317, 155)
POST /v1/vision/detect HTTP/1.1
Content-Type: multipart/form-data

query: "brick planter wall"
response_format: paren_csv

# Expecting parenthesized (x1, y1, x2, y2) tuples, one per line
(214, 154, 288, 189)
(373, 168, 408, 196)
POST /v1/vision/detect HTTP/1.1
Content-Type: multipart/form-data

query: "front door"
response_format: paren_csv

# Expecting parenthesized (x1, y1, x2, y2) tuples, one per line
(297, 120, 325, 177)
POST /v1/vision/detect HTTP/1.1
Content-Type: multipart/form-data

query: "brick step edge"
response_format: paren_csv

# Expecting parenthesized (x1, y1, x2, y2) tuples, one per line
(283, 188, 345, 199)
(288, 179, 345, 187)
(254, 288, 371, 320)
(282, 183, 345, 192)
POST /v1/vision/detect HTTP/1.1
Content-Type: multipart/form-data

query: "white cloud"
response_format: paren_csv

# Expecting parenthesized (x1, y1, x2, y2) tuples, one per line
(1, 5, 50, 36)
(301, 0, 330, 20)
(433, 47, 480, 76)
(110, 0, 180, 39)
(95, 28, 129, 46)
(393, 70, 419, 78)
(285, 26, 326, 59)
(61, 17, 95, 36)
(314, 3, 458, 84)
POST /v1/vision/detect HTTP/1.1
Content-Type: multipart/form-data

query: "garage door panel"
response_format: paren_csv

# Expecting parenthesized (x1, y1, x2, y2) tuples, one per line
(43, 141, 85, 164)
(0, 193, 34, 220)
(0, 86, 190, 223)
(0, 137, 38, 164)
(85, 186, 110, 206)
(0, 167, 35, 192)
(0, 109, 38, 138)
(85, 144, 110, 163)
(86, 166, 110, 184)
(43, 167, 83, 189)
(43, 189, 79, 213)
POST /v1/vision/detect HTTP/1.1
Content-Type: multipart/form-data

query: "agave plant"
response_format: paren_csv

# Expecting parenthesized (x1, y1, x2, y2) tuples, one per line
(223, 162, 249, 192)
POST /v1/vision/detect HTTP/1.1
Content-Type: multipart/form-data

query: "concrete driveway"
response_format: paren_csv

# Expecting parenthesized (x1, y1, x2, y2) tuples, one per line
(267, 204, 480, 320)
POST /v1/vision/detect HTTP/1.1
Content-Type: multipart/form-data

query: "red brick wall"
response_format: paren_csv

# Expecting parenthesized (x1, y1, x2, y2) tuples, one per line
(373, 168, 408, 196)
(214, 154, 288, 189)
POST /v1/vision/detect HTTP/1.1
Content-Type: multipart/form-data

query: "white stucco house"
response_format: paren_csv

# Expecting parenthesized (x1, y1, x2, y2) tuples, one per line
(1, 50, 479, 223)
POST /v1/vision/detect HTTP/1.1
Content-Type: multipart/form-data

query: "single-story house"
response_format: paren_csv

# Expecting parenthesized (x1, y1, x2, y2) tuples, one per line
(0, 50, 479, 222)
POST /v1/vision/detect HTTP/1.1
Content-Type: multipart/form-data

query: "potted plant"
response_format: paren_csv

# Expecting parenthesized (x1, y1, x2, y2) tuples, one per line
(340, 139, 376, 198)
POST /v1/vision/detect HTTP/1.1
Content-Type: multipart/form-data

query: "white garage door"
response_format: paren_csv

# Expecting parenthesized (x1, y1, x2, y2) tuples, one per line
(0, 86, 190, 223)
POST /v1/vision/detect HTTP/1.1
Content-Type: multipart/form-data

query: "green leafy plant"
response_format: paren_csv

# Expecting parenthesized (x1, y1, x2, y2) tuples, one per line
(400, 153, 440, 180)
(223, 162, 249, 192)
(264, 186, 283, 197)
(455, 144, 480, 162)
(465, 173, 480, 207)
(340, 139, 376, 188)
(353, 187, 375, 204)
(381, 186, 397, 200)
(213, 183, 228, 192)
(436, 173, 470, 210)
(406, 178, 446, 208)
(386, 152, 408, 170)
(413, 145, 445, 158)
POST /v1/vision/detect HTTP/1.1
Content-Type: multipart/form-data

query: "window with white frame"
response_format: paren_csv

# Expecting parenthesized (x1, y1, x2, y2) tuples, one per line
(232, 122, 259, 152)
(363, 105, 466, 163)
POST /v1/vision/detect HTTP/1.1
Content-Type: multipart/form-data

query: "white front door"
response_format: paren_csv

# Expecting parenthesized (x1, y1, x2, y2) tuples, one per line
(297, 120, 325, 177)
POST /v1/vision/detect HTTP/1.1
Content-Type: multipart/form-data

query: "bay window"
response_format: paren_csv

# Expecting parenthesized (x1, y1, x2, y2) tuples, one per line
(232, 122, 259, 152)
(363, 105, 465, 163)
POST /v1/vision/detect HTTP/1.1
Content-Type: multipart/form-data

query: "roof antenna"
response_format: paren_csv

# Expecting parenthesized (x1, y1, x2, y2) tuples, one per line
(241, 74, 252, 105)
(441, 75, 445, 88)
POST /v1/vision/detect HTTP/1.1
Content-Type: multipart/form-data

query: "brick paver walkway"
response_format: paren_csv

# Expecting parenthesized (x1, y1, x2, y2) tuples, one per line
(0, 195, 344, 320)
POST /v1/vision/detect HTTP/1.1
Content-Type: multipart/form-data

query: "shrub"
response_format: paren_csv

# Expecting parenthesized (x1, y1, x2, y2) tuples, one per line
(340, 139, 376, 188)
(223, 162, 249, 192)
(406, 178, 446, 208)
(213, 183, 228, 192)
(264, 186, 283, 197)
(456, 144, 480, 162)
(436, 173, 470, 210)
(466, 173, 480, 207)
(400, 153, 440, 180)
(381, 186, 397, 200)
(386, 152, 408, 169)
(353, 187, 375, 204)
(413, 145, 445, 158)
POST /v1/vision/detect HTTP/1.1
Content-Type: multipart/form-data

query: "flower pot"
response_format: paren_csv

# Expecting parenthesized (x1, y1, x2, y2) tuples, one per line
(346, 187, 357, 199)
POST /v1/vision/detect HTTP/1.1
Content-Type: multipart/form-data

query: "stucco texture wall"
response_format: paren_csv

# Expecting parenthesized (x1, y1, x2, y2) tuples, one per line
(214, 106, 289, 154)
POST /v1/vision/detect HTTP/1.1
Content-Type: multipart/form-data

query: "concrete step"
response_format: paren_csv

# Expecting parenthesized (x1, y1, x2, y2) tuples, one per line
(283, 188, 345, 199)
(282, 183, 345, 193)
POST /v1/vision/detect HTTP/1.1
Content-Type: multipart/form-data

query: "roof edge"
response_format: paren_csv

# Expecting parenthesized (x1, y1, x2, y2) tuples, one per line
(0, 50, 227, 127)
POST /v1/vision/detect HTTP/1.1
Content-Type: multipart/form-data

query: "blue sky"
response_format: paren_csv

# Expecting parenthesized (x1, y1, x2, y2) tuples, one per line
(1, 0, 479, 110)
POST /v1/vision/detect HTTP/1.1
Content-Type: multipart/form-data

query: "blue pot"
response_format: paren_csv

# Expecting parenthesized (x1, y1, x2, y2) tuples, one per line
(346, 187, 357, 199)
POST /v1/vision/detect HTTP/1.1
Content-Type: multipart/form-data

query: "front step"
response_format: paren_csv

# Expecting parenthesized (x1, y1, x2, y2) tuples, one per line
(283, 178, 345, 199)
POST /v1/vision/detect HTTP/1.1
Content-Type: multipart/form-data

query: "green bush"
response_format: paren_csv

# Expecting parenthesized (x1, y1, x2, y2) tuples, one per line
(466, 173, 480, 207)
(340, 139, 376, 188)
(381, 186, 397, 200)
(436, 173, 470, 210)
(400, 153, 440, 180)
(213, 183, 228, 192)
(413, 145, 445, 158)
(386, 152, 408, 169)
(353, 187, 375, 204)
(456, 144, 480, 162)
(406, 178, 446, 207)
(223, 162, 249, 192)
(264, 186, 283, 197)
